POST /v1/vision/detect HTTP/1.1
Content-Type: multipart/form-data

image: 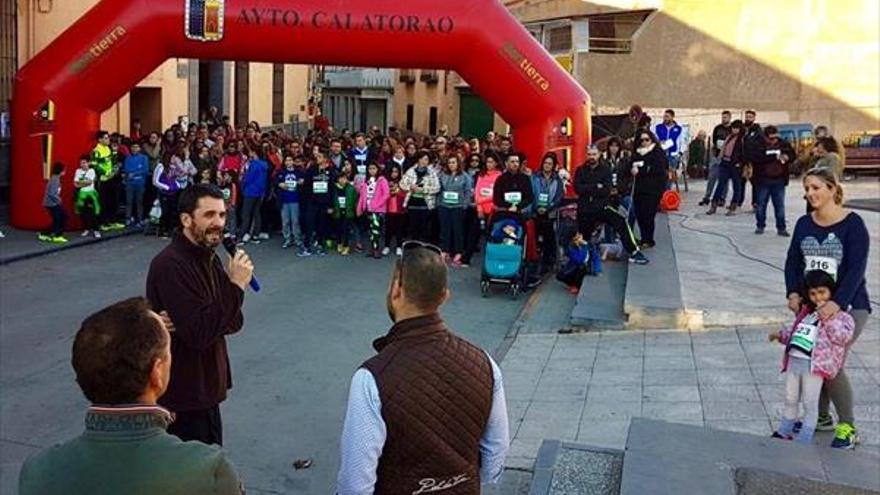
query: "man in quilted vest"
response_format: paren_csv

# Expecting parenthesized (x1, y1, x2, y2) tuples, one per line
(337, 242, 510, 494)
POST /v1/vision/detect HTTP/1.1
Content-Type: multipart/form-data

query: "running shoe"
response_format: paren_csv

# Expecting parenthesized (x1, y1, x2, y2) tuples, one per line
(282, 240, 293, 249)
(816, 414, 835, 431)
(242, 233, 252, 244)
(258, 233, 270, 240)
(93, 231, 102, 239)
(51, 235, 69, 244)
(771, 431, 792, 440)
(341, 246, 351, 256)
(777, 230, 791, 237)
(395, 247, 403, 256)
(81, 230, 91, 237)
(629, 251, 649, 265)
(381, 247, 391, 256)
(296, 247, 312, 257)
(754, 228, 765, 235)
(831, 422, 858, 449)
(37, 234, 53, 242)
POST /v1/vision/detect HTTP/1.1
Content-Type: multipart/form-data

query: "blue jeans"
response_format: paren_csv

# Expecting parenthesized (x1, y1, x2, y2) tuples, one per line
(125, 183, 145, 222)
(280, 202, 302, 245)
(712, 162, 744, 206)
(755, 182, 787, 231)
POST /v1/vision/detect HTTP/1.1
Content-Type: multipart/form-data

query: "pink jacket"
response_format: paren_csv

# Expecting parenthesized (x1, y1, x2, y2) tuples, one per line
(475, 170, 502, 216)
(779, 307, 855, 380)
(356, 176, 390, 215)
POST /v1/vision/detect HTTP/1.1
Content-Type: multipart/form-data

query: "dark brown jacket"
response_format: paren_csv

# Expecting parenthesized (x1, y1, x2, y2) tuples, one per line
(362, 314, 493, 495)
(146, 233, 244, 412)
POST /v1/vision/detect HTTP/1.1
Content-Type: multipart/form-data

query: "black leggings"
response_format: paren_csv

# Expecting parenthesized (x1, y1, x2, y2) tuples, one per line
(159, 192, 179, 235)
(462, 208, 482, 264)
(385, 213, 407, 249)
(535, 214, 558, 262)
(633, 193, 662, 245)
(579, 206, 640, 253)
(407, 209, 432, 242)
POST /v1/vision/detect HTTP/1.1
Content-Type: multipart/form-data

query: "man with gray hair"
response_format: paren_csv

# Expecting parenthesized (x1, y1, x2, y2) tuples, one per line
(336, 241, 509, 494)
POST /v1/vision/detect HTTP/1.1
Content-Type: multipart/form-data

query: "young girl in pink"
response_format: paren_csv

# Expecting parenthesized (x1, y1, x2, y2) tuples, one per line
(356, 162, 390, 258)
(770, 270, 855, 444)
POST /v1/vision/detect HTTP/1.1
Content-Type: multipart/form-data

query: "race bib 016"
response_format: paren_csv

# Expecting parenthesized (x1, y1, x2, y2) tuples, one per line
(285, 180, 297, 190)
(504, 191, 523, 204)
(313, 181, 328, 194)
(804, 255, 838, 280)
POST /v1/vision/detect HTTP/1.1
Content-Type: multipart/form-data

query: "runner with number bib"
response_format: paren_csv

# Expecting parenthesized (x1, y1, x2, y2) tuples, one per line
(784, 167, 871, 449)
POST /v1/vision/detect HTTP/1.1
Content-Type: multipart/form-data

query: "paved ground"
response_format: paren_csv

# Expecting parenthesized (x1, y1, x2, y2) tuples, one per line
(501, 318, 880, 470)
(0, 236, 525, 494)
(673, 178, 880, 327)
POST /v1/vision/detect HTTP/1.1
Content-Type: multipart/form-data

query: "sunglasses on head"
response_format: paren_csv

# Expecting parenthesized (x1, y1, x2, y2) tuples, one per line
(400, 240, 442, 256)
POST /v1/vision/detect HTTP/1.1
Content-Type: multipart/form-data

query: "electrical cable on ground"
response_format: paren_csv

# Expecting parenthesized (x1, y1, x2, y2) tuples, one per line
(668, 211, 880, 307)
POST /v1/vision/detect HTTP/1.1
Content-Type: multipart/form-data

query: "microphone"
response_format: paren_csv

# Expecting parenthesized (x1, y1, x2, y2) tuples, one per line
(222, 237, 261, 292)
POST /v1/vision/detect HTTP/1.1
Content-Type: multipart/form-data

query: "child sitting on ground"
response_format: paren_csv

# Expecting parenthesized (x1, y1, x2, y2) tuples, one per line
(769, 270, 855, 444)
(556, 232, 590, 294)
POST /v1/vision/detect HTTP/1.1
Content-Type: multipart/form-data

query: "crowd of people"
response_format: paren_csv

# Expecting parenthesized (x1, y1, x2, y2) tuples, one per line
(22, 102, 872, 495)
(40, 109, 683, 295)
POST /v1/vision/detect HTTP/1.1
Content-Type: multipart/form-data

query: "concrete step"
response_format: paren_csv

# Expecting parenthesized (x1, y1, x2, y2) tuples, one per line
(621, 419, 880, 495)
(529, 440, 624, 495)
(623, 213, 702, 329)
(569, 261, 627, 330)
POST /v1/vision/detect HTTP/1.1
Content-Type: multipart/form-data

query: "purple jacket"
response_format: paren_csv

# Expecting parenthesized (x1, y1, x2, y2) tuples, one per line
(779, 307, 855, 379)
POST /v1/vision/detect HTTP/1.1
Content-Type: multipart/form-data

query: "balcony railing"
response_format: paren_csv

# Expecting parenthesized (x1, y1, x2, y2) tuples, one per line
(399, 69, 416, 84)
(587, 37, 633, 54)
(419, 69, 439, 84)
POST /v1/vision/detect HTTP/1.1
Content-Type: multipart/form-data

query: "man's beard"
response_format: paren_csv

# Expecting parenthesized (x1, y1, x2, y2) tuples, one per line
(192, 224, 223, 248)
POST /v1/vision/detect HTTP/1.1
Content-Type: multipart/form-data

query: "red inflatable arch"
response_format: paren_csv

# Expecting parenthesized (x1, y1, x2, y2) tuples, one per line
(11, 0, 590, 229)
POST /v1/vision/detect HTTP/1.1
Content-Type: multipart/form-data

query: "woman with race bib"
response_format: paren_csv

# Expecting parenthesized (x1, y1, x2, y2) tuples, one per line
(784, 167, 871, 449)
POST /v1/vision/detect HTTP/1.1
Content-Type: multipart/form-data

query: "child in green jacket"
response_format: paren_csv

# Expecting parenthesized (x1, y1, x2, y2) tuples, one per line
(332, 175, 359, 255)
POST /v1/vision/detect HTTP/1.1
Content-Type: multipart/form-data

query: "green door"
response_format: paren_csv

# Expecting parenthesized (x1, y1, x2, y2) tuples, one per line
(459, 93, 494, 138)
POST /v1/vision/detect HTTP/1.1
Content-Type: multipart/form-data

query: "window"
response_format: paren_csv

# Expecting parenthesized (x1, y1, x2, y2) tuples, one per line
(587, 11, 652, 54)
(546, 25, 572, 53)
(272, 64, 284, 124)
(428, 107, 438, 135)
(406, 104, 414, 131)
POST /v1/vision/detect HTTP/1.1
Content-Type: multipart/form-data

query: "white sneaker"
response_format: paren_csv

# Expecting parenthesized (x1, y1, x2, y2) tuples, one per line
(81, 230, 91, 237)
(381, 247, 391, 256)
(242, 233, 251, 243)
(93, 231, 102, 238)
(259, 233, 270, 240)
(395, 247, 403, 256)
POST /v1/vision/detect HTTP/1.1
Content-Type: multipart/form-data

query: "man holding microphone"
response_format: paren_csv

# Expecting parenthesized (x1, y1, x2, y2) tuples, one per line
(146, 183, 254, 445)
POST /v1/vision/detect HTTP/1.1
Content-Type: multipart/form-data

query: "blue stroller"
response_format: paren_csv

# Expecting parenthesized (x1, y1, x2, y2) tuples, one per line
(480, 213, 527, 299)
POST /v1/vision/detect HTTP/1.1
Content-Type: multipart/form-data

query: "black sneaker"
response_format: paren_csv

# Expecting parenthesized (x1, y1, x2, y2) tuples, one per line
(629, 251, 649, 265)
(754, 228, 765, 235)
(771, 431, 793, 440)
(777, 230, 791, 237)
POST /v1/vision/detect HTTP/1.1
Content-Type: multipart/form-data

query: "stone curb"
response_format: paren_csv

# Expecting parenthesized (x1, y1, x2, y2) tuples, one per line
(0, 228, 143, 265)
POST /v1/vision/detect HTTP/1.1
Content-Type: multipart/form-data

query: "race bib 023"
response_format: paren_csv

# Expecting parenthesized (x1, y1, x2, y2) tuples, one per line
(790, 313, 820, 355)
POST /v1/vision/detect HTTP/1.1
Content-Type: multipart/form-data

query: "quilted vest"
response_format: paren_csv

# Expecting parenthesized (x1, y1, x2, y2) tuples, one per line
(362, 313, 493, 495)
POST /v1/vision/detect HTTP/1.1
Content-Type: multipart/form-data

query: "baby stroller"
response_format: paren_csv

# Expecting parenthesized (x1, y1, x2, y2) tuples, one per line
(480, 212, 528, 299)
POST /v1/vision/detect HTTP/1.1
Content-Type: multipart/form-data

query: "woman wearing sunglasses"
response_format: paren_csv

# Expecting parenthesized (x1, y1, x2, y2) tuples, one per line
(630, 130, 668, 249)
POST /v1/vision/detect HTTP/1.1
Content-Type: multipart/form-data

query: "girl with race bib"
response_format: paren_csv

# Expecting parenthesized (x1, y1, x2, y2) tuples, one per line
(356, 162, 390, 259)
(783, 167, 871, 449)
(770, 270, 854, 444)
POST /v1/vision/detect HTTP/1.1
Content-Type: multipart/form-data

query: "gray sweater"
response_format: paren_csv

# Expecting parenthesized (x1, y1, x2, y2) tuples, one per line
(438, 172, 473, 209)
(43, 176, 62, 207)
